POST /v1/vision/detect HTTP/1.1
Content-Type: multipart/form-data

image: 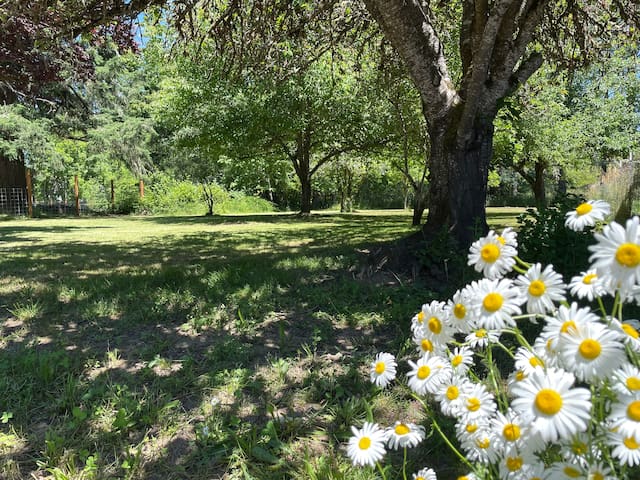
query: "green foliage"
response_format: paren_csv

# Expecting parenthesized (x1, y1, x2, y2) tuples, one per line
(516, 195, 594, 278)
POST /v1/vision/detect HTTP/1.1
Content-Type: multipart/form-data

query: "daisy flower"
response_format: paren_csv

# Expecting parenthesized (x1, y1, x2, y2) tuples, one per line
(465, 328, 501, 349)
(455, 382, 497, 423)
(435, 375, 473, 417)
(414, 301, 454, 345)
(412, 300, 448, 333)
(412, 468, 437, 480)
(589, 216, 640, 295)
(459, 425, 500, 464)
(608, 393, 640, 440)
(510, 368, 592, 443)
(446, 287, 474, 333)
(468, 278, 523, 331)
(547, 462, 586, 480)
(559, 431, 601, 465)
(564, 199, 610, 231)
(539, 302, 600, 354)
(468, 230, 517, 279)
(492, 409, 544, 454)
(497, 448, 539, 480)
(514, 346, 546, 376)
(612, 362, 640, 396)
(497, 226, 518, 248)
(557, 320, 625, 383)
(346, 422, 387, 467)
(611, 318, 640, 353)
(407, 355, 451, 395)
(448, 346, 474, 376)
(585, 462, 615, 480)
(514, 263, 566, 315)
(568, 270, 606, 301)
(607, 427, 640, 467)
(386, 421, 425, 450)
(370, 352, 397, 388)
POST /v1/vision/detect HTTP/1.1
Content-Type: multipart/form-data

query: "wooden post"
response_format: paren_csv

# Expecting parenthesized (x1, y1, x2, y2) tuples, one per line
(25, 168, 33, 217)
(111, 179, 115, 210)
(74, 175, 80, 216)
(139, 179, 144, 199)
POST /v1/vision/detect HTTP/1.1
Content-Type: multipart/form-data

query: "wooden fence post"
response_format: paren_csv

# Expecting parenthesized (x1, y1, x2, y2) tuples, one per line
(139, 179, 145, 199)
(74, 175, 80, 216)
(111, 179, 115, 210)
(25, 168, 33, 217)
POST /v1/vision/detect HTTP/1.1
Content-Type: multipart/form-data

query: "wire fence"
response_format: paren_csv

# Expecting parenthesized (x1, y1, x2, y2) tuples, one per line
(0, 187, 28, 216)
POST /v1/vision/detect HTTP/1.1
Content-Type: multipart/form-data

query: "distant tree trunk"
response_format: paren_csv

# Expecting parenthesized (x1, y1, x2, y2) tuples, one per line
(412, 189, 427, 226)
(291, 129, 313, 215)
(615, 157, 640, 223)
(532, 160, 547, 208)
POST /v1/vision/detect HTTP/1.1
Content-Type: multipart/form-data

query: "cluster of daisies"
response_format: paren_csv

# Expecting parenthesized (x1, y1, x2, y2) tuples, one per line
(346, 200, 640, 479)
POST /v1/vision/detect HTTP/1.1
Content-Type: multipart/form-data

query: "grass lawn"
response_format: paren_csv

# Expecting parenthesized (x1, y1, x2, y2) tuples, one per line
(0, 209, 521, 479)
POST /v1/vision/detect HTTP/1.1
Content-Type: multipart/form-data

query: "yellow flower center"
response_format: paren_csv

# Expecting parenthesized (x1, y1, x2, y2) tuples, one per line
(592, 473, 604, 480)
(535, 389, 563, 415)
(616, 243, 640, 268)
(451, 355, 463, 367)
(578, 339, 602, 360)
(563, 466, 581, 478)
(624, 436, 639, 449)
(417, 365, 431, 380)
(502, 423, 521, 442)
(428, 316, 442, 334)
(453, 303, 466, 319)
(374, 362, 385, 374)
(476, 437, 490, 449)
(421, 339, 434, 352)
(457, 477, 469, 480)
(465, 423, 478, 433)
(515, 370, 526, 381)
(394, 423, 410, 435)
(528, 280, 546, 297)
(483, 292, 504, 312)
(575, 202, 593, 216)
(506, 456, 523, 472)
(571, 441, 587, 455)
(467, 397, 481, 412)
(476, 329, 487, 338)
(416, 477, 425, 480)
(416, 311, 425, 323)
(529, 356, 544, 368)
(497, 236, 506, 245)
(560, 320, 577, 334)
(358, 437, 371, 450)
(583, 273, 597, 285)
(627, 377, 640, 390)
(627, 400, 640, 421)
(480, 244, 500, 263)
(446, 385, 459, 400)
(623, 323, 640, 339)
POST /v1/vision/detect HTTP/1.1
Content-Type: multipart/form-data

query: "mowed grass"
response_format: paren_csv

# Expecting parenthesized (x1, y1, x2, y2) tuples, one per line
(0, 208, 521, 479)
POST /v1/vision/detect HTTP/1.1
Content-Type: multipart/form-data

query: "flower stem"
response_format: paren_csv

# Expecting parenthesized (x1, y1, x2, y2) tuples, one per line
(402, 447, 408, 480)
(376, 461, 387, 480)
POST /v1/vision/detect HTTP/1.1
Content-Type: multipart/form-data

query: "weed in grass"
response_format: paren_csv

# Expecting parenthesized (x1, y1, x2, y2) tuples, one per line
(8, 300, 42, 322)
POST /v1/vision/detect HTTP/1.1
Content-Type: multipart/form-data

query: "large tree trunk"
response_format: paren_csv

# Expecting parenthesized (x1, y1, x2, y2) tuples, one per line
(423, 111, 492, 246)
(364, 0, 546, 248)
(299, 173, 312, 214)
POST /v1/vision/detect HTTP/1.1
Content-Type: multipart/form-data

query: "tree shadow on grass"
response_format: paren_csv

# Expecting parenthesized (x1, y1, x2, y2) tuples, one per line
(0, 213, 429, 478)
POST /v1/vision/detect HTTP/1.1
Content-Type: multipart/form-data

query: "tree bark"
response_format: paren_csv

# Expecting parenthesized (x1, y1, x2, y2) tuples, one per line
(364, 0, 547, 247)
(412, 189, 427, 226)
(532, 159, 547, 208)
